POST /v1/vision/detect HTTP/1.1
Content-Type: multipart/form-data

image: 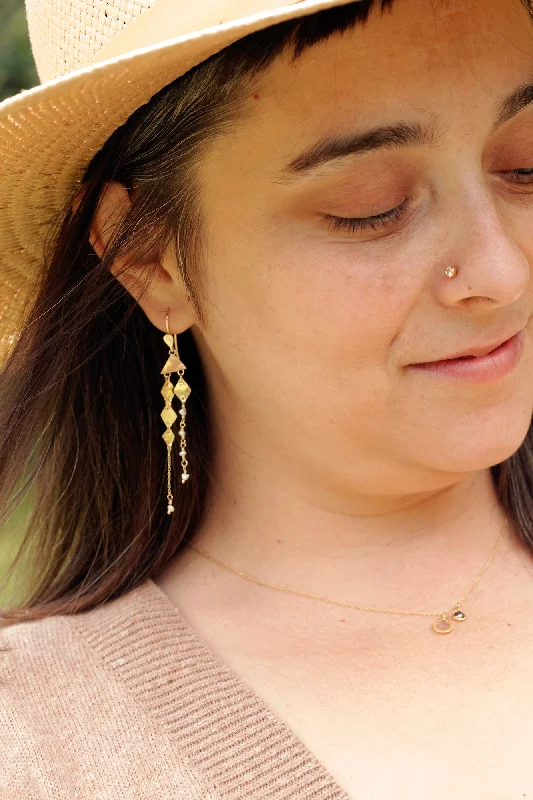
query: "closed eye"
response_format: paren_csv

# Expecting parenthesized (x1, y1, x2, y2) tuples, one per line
(322, 197, 410, 234)
(505, 167, 533, 184)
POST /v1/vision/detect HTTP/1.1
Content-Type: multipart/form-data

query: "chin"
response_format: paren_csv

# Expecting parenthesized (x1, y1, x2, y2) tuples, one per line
(423, 405, 533, 474)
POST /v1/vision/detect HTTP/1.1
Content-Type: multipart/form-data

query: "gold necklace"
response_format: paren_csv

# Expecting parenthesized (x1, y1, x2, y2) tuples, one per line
(186, 518, 507, 635)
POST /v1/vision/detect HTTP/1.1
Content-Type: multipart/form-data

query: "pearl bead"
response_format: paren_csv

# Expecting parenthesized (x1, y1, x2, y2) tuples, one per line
(179, 450, 186, 457)
(167, 504, 174, 513)
(179, 408, 187, 416)
(181, 473, 189, 482)
(179, 430, 186, 437)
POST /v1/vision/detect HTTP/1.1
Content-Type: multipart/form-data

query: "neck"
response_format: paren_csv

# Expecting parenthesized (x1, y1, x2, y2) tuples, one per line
(191, 455, 511, 612)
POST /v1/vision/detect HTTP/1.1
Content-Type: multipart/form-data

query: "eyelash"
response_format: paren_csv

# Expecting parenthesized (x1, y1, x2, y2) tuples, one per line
(507, 168, 533, 183)
(323, 168, 533, 235)
(323, 197, 411, 235)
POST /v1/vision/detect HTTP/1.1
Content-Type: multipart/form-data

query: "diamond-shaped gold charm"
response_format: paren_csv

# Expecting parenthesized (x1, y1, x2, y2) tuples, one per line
(163, 334, 174, 348)
(174, 377, 191, 402)
(161, 354, 186, 374)
(161, 407, 177, 427)
(162, 429, 175, 445)
(161, 381, 174, 402)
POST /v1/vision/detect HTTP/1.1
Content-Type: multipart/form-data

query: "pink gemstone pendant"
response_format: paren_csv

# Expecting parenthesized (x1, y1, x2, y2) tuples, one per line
(432, 615, 453, 634)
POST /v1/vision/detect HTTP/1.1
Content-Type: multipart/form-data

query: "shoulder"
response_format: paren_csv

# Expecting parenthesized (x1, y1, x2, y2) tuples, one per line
(0, 580, 193, 797)
(0, 611, 110, 795)
(0, 611, 85, 690)
(0, 579, 162, 694)
(0, 576, 200, 720)
(0, 578, 167, 675)
(0, 599, 128, 723)
(0, 586, 131, 679)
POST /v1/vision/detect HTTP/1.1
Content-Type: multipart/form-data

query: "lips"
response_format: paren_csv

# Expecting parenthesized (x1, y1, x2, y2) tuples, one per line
(419, 327, 524, 364)
(409, 329, 525, 383)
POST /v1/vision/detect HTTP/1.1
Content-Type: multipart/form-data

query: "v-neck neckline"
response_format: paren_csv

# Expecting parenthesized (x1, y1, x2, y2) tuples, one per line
(140, 576, 353, 799)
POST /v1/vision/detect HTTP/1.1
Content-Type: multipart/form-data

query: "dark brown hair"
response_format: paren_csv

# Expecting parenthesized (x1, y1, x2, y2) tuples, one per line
(1, 0, 533, 624)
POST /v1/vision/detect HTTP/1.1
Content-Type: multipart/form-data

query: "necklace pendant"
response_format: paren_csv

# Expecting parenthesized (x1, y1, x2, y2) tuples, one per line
(452, 608, 466, 621)
(432, 614, 453, 634)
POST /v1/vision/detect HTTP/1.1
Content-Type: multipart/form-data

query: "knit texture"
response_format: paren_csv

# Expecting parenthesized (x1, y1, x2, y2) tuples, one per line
(0, 578, 350, 799)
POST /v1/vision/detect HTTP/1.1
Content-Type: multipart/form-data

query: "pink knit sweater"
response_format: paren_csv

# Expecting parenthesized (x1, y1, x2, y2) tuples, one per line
(0, 577, 350, 799)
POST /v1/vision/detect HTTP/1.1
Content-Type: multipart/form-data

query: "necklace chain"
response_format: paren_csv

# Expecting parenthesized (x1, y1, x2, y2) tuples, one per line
(185, 518, 507, 624)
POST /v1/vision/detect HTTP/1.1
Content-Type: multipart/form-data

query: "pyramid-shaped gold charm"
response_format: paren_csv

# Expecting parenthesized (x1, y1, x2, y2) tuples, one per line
(174, 377, 191, 402)
(161, 354, 186, 374)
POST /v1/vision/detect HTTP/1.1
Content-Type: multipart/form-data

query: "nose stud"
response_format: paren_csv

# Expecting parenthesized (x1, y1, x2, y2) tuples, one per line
(445, 266, 458, 278)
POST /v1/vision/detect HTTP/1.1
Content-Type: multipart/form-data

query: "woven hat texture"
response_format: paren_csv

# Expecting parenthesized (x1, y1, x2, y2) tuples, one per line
(0, 0, 358, 368)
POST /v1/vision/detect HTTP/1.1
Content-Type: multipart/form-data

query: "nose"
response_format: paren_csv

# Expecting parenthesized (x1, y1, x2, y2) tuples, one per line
(437, 181, 530, 310)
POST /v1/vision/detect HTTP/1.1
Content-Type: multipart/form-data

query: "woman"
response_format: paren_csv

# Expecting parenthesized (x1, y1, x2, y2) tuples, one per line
(1, 0, 533, 795)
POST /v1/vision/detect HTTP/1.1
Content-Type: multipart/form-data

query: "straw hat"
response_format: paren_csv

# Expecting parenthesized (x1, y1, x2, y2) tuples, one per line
(0, 0, 360, 368)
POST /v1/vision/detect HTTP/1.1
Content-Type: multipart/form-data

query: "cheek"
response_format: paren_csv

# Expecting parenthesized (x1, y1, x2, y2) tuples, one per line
(263, 243, 415, 370)
(512, 214, 533, 268)
(199, 180, 425, 413)
(206, 236, 417, 396)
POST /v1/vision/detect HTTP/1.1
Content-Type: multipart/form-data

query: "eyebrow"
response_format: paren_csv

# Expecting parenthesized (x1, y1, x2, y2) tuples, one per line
(493, 82, 533, 129)
(277, 82, 533, 181)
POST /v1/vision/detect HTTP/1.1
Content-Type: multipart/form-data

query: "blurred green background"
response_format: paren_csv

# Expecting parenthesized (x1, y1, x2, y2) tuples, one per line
(0, 0, 37, 605)
(1, 0, 38, 101)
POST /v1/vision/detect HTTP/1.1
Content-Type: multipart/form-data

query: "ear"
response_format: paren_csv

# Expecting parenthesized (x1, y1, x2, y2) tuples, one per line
(72, 180, 196, 335)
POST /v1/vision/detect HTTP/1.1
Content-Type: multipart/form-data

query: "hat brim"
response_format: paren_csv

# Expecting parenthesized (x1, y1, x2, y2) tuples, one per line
(0, 0, 359, 366)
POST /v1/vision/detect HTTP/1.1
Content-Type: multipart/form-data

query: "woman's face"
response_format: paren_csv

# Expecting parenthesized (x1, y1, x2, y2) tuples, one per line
(192, 0, 533, 497)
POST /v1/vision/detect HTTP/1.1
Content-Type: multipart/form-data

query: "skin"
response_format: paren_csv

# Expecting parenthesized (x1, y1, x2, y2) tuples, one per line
(88, 0, 533, 796)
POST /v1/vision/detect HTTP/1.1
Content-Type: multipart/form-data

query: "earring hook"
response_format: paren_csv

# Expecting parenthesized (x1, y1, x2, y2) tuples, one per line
(165, 311, 178, 355)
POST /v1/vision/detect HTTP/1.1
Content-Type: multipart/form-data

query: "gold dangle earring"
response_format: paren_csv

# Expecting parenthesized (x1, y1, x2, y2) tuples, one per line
(161, 312, 191, 514)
